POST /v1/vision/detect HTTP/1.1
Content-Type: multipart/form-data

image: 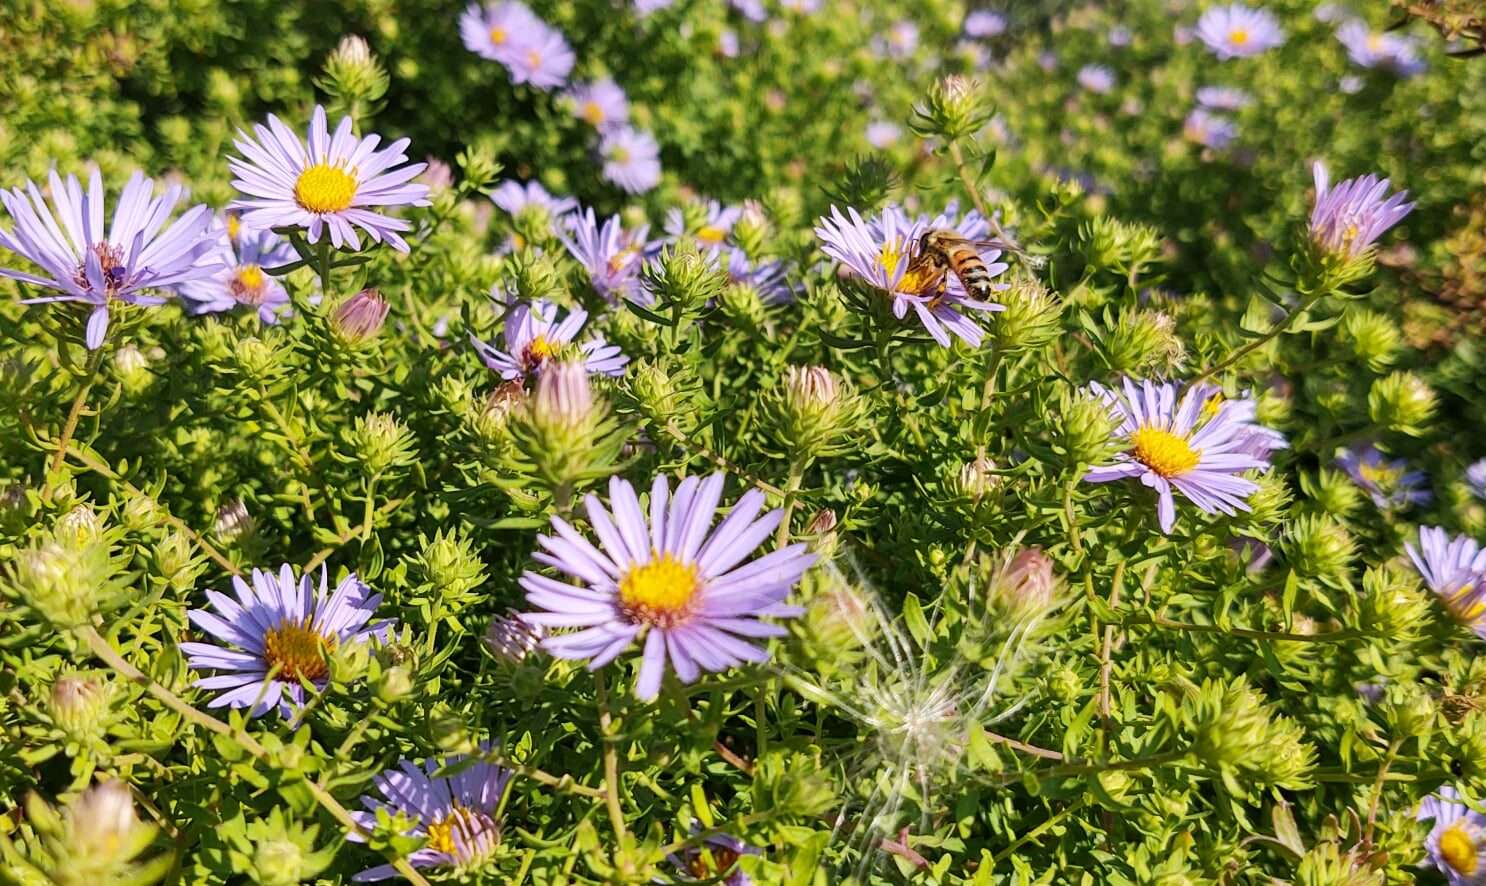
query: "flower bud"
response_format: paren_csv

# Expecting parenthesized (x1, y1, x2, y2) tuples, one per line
(331, 289, 390, 346)
(763, 365, 863, 459)
(32, 780, 166, 886)
(528, 361, 597, 435)
(9, 538, 113, 628)
(253, 838, 307, 886)
(56, 504, 103, 545)
(48, 674, 114, 742)
(796, 576, 871, 679)
(320, 35, 389, 121)
(1058, 391, 1120, 466)
(375, 664, 414, 704)
(1355, 563, 1430, 641)
(483, 611, 545, 664)
(152, 530, 202, 590)
(1190, 677, 1315, 789)
(329, 638, 371, 685)
(912, 75, 988, 141)
(1310, 467, 1364, 518)
(1380, 683, 1435, 743)
(413, 529, 485, 608)
(640, 241, 728, 315)
(120, 494, 161, 533)
(346, 411, 415, 476)
(232, 335, 284, 382)
(732, 201, 770, 259)
(622, 358, 695, 431)
(805, 509, 839, 558)
(1047, 666, 1080, 703)
(1339, 309, 1401, 371)
(987, 548, 1061, 621)
(993, 276, 1062, 352)
(1239, 472, 1291, 527)
(214, 499, 255, 545)
(1281, 514, 1355, 584)
(1367, 371, 1435, 436)
(111, 343, 153, 395)
(719, 281, 768, 332)
(419, 156, 454, 193)
(1105, 309, 1185, 374)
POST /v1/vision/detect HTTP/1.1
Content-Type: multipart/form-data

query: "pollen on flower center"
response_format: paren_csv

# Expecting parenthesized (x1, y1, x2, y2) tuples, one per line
(607, 245, 639, 274)
(262, 617, 335, 683)
(1229, 27, 1249, 45)
(582, 101, 605, 125)
(1130, 426, 1201, 478)
(527, 50, 543, 68)
(523, 335, 557, 368)
(75, 241, 129, 296)
(697, 226, 726, 244)
(231, 264, 268, 304)
(294, 163, 358, 214)
(1358, 461, 1400, 486)
(619, 554, 701, 626)
(489, 26, 507, 45)
(1440, 823, 1479, 874)
(425, 805, 499, 857)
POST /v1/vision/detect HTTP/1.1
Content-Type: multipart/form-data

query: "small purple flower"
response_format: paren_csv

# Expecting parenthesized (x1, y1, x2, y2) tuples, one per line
(349, 750, 512, 881)
(459, 2, 542, 63)
(1309, 161, 1415, 259)
(1315, 3, 1349, 23)
(178, 217, 295, 324)
(964, 10, 1007, 38)
(866, 121, 902, 149)
(1467, 459, 1486, 501)
(0, 169, 220, 349)
(730, 0, 767, 22)
(600, 126, 663, 194)
(489, 180, 578, 219)
(724, 248, 795, 305)
(1335, 445, 1431, 509)
(560, 208, 657, 303)
(781, 0, 821, 12)
(1195, 85, 1252, 110)
(520, 473, 815, 701)
(815, 204, 1007, 348)
(504, 23, 575, 90)
(1407, 527, 1486, 637)
(228, 105, 430, 253)
(1084, 379, 1275, 534)
(1195, 4, 1285, 59)
(664, 201, 742, 251)
(1076, 64, 1116, 94)
(669, 832, 760, 885)
(1337, 20, 1427, 76)
(1038, 50, 1059, 70)
(181, 564, 393, 719)
(1419, 786, 1486, 882)
(876, 20, 919, 59)
(567, 78, 630, 131)
(470, 296, 627, 381)
(1108, 25, 1133, 46)
(1339, 74, 1365, 94)
(719, 29, 741, 57)
(1183, 109, 1237, 150)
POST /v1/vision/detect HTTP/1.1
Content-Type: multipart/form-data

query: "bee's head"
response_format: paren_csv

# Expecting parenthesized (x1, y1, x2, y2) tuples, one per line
(918, 229, 942, 254)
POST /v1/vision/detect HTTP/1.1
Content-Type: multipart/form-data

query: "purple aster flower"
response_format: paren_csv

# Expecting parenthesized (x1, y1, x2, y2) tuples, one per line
(876, 20, 919, 59)
(600, 127, 663, 194)
(1038, 49, 1059, 70)
(781, 0, 820, 12)
(730, 0, 766, 21)
(1467, 459, 1486, 501)
(349, 749, 512, 881)
(566, 78, 630, 131)
(459, 2, 542, 63)
(1076, 64, 1116, 94)
(1406, 526, 1486, 637)
(504, 23, 575, 90)
(719, 29, 741, 57)
(669, 832, 760, 885)
(178, 216, 295, 324)
(0, 169, 219, 349)
(1335, 445, 1431, 509)
(724, 248, 795, 305)
(560, 208, 656, 303)
(181, 564, 393, 719)
(1109, 25, 1133, 46)
(1195, 85, 1252, 110)
(664, 201, 742, 251)
(1183, 109, 1238, 149)
(1337, 20, 1427, 76)
(520, 473, 815, 701)
(489, 179, 578, 218)
(1083, 379, 1274, 534)
(634, 0, 675, 14)
(1196, 4, 1285, 58)
(866, 121, 902, 149)
(1308, 161, 1415, 259)
(814, 203, 1007, 348)
(1419, 786, 1486, 884)
(965, 10, 1007, 38)
(228, 105, 430, 253)
(470, 296, 627, 381)
(1315, 3, 1349, 23)
(1339, 74, 1365, 94)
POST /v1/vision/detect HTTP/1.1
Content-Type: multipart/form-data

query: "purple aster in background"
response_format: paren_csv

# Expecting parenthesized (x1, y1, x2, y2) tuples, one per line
(181, 565, 393, 719)
(470, 296, 627, 381)
(964, 10, 1007, 38)
(1467, 459, 1486, 501)
(634, 0, 675, 13)
(1038, 50, 1059, 70)
(1315, 3, 1350, 23)
(1335, 445, 1431, 509)
(1084, 379, 1273, 534)
(228, 106, 430, 252)
(814, 203, 1007, 348)
(600, 126, 663, 194)
(520, 473, 815, 701)
(866, 121, 902, 149)
(1336, 20, 1427, 76)
(1339, 74, 1365, 94)
(719, 29, 741, 57)
(503, 23, 575, 90)
(664, 201, 742, 251)
(566, 78, 630, 131)
(781, 0, 821, 12)
(669, 832, 760, 885)
(730, 0, 767, 22)
(724, 248, 795, 304)
(1076, 64, 1116, 94)
(1419, 786, 1486, 883)
(0, 169, 219, 349)
(178, 216, 295, 324)
(1183, 109, 1237, 149)
(875, 20, 919, 59)
(1109, 25, 1133, 46)
(1195, 4, 1285, 59)
(560, 208, 656, 302)
(349, 750, 512, 881)
(1308, 161, 1414, 259)
(1195, 85, 1252, 110)
(489, 179, 578, 221)
(459, 1, 542, 63)
(1407, 526, 1486, 637)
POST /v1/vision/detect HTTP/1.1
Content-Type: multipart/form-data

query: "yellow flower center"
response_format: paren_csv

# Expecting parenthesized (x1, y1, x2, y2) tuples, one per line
(527, 50, 542, 69)
(1130, 426, 1201, 478)
(878, 237, 937, 295)
(612, 146, 632, 164)
(262, 617, 334, 683)
(582, 101, 606, 125)
(489, 25, 507, 45)
(1229, 27, 1249, 46)
(294, 163, 358, 214)
(619, 554, 701, 627)
(1441, 823, 1479, 874)
(231, 264, 267, 304)
(1357, 461, 1401, 487)
(424, 805, 499, 858)
(697, 226, 727, 244)
(1366, 34, 1383, 52)
(1447, 584, 1486, 623)
(607, 245, 639, 274)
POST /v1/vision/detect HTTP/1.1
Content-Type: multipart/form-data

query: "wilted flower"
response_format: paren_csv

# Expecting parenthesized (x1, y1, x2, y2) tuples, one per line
(179, 217, 295, 324)
(964, 10, 1007, 38)
(182, 564, 393, 718)
(1335, 445, 1430, 509)
(520, 473, 815, 700)
(1196, 4, 1286, 58)
(1183, 109, 1237, 149)
(331, 288, 390, 344)
(1419, 787, 1486, 883)
(1195, 85, 1252, 110)
(1336, 20, 1426, 76)
(560, 208, 655, 302)
(1308, 161, 1415, 260)
(600, 126, 663, 194)
(349, 750, 512, 880)
(470, 296, 627, 381)
(0, 169, 219, 348)
(1084, 379, 1275, 534)
(566, 78, 630, 130)
(1407, 526, 1486, 637)
(1076, 65, 1116, 94)
(228, 106, 430, 252)
(669, 832, 759, 885)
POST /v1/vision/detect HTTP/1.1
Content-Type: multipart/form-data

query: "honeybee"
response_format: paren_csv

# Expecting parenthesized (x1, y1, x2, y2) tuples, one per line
(901, 229, 1014, 304)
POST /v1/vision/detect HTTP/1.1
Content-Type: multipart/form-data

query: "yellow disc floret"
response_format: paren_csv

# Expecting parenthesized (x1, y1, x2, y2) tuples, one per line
(697, 226, 727, 245)
(262, 617, 334, 683)
(1229, 27, 1249, 46)
(489, 26, 508, 46)
(582, 101, 606, 126)
(294, 163, 358, 214)
(231, 264, 268, 304)
(1440, 822, 1479, 875)
(619, 554, 701, 627)
(1130, 426, 1201, 478)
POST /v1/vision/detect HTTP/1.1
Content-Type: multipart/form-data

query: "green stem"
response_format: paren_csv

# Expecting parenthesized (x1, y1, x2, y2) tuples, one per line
(1188, 291, 1325, 388)
(1149, 614, 1360, 644)
(361, 475, 379, 542)
(316, 239, 334, 299)
(48, 347, 105, 479)
(990, 800, 1084, 865)
(594, 670, 628, 840)
(774, 458, 806, 549)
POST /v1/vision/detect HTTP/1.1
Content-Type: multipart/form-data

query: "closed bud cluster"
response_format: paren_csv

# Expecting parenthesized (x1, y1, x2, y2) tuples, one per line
(21, 780, 168, 886)
(1339, 309, 1401, 371)
(1367, 371, 1436, 435)
(483, 610, 545, 664)
(985, 547, 1062, 622)
(7, 534, 117, 628)
(320, 35, 389, 121)
(719, 281, 767, 333)
(1058, 390, 1121, 466)
(231, 335, 284, 382)
(411, 529, 486, 610)
(456, 144, 502, 193)
(503, 249, 565, 302)
(1190, 676, 1316, 790)
(1355, 563, 1430, 641)
(640, 241, 728, 315)
(1239, 472, 1292, 527)
(111, 343, 153, 395)
(911, 75, 989, 141)
(805, 509, 839, 558)
(214, 499, 255, 545)
(1310, 467, 1363, 518)
(993, 276, 1063, 352)
(732, 200, 770, 259)
(47, 673, 115, 744)
(1379, 683, 1435, 744)
(330, 289, 390, 346)
(1106, 308, 1185, 374)
(763, 365, 863, 459)
(621, 359, 698, 433)
(1082, 216, 1161, 270)
(1281, 514, 1356, 583)
(345, 411, 416, 476)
